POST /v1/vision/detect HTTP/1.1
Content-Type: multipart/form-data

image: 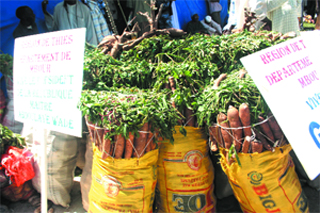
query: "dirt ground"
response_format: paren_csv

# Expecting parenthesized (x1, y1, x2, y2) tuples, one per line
(1, 177, 319, 213)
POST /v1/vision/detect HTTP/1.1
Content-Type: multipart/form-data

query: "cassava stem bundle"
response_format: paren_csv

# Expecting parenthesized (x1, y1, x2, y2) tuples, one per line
(79, 88, 186, 159)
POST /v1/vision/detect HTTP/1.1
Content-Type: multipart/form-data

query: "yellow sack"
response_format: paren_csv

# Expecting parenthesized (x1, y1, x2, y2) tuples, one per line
(220, 144, 309, 213)
(89, 144, 158, 213)
(157, 126, 216, 213)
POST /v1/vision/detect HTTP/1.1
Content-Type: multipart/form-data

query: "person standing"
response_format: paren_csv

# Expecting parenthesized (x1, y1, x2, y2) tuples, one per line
(3, 6, 40, 134)
(13, 6, 39, 39)
(255, 0, 302, 35)
(156, 0, 173, 29)
(207, 0, 222, 26)
(42, 0, 99, 45)
(249, 0, 272, 31)
(81, 0, 112, 43)
(222, 0, 238, 32)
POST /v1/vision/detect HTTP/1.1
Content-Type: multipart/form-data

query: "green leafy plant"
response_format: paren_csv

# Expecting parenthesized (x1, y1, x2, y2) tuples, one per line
(195, 69, 271, 127)
(79, 87, 185, 143)
(0, 52, 13, 76)
(0, 124, 26, 156)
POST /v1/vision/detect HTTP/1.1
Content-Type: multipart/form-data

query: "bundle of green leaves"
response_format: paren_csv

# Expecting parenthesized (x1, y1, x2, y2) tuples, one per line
(0, 124, 26, 156)
(79, 87, 185, 143)
(82, 31, 292, 134)
(0, 53, 13, 76)
(195, 69, 271, 127)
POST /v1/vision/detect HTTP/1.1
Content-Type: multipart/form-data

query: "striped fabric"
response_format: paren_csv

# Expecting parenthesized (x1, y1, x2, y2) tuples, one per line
(267, 0, 302, 35)
(84, 0, 112, 43)
(256, 0, 302, 35)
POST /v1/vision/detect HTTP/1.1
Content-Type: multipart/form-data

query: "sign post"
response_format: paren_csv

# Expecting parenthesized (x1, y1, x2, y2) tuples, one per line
(40, 128, 48, 213)
(241, 31, 320, 180)
(13, 28, 86, 212)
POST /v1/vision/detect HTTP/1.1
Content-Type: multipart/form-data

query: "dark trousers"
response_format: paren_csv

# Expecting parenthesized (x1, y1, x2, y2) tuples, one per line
(210, 11, 221, 26)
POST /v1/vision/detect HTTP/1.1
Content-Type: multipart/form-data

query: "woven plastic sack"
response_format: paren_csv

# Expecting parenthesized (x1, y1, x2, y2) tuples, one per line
(80, 134, 93, 211)
(220, 144, 309, 213)
(88, 145, 158, 213)
(156, 126, 216, 213)
(31, 131, 79, 207)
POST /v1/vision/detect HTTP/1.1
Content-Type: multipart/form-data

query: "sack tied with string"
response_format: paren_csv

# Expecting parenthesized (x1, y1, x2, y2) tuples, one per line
(156, 126, 216, 213)
(86, 117, 159, 213)
(208, 106, 309, 213)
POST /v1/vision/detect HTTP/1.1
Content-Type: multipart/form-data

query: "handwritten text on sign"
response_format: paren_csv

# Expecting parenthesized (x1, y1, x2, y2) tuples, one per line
(240, 31, 320, 180)
(13, 28, 86, 137)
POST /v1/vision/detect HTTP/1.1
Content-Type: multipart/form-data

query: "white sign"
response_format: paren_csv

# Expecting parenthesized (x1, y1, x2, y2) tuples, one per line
(241, 31, 320, 180)
(13, 28, 86, 137)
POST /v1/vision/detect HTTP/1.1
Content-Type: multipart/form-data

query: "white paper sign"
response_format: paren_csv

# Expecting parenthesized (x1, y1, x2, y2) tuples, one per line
(13, 28, 86, 137)
(240, 31, 320, 180)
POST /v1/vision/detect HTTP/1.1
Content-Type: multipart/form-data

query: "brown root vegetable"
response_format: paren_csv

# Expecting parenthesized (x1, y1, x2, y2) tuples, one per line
(110, 143, 115, 157)
(251, 139, 263, 153)
(96, 128, 105, 151)
(88, 126, 104, 151)
(227, 106, 243, 152)
(145, 123, 154, 153)
(125, 132, 135, 159)
(209, 125, 224, 148)
(133, 122, 149, 158)
(258, 116, 275, 142)
(255, 130, 274, 152)
(316, 14, 320, 30)
(114, 134, 126, 159)
(101, 131, 112, 159)
(208, 126, 218, 151)
(166, 28, 187, 37)
(210, 140, 218, 152)
(239, 69, 247, 79)
(168, 76, 176, 93)
(241, 136, 252, 153)
(217, 113, 233, 149)
(267, 114, 284, 141)
(239, 103, 252, 137)
(262, 140, 274, 152)
(185, 108, 195, 127)
(209, 128, 218, 152)
(213, 73, 227, 89)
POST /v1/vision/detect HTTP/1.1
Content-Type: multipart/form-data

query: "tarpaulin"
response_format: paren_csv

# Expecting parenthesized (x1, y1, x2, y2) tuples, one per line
(220, 0, 229, 28)
(175, 0, 209, 31)
(0, 0, 60, 56)
(175, 0, 229, 31)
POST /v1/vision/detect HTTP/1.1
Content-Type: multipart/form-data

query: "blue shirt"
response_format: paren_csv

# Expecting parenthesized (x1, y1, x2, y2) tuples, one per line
(84, 0, 112, 43)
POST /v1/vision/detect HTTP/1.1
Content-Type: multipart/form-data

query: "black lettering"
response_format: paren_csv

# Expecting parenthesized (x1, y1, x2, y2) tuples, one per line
(262, 200, 276, 209)
(173, 194, 191, 212)
(189, 194, 206, 212)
